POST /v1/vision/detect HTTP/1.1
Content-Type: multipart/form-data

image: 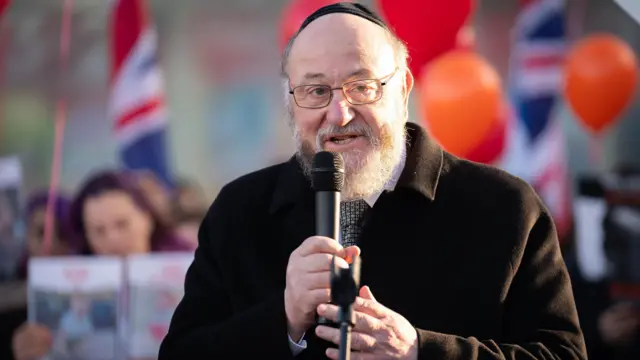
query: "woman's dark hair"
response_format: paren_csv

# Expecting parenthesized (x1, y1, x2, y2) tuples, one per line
(68, 169, 189, 254)
(171, 177, 207, 224)
(17, 191, 74, 278)
(25, 190, 73, 241)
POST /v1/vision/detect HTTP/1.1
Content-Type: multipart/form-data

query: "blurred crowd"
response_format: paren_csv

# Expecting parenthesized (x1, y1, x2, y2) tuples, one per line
(0, 168, 208, 360)
(2, 167, 640, 360)
(562, 166, 640, 360)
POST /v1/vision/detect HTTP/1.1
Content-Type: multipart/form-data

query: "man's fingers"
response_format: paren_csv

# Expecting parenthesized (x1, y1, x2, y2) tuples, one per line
(340, 246, 361, 263)
(296, 253, 337, 274)
(300, 253, 350, 273)
(316, 325, 377, 351)
(303, 288, 332, 308)
(297, 236, 343, 257)
(353, 296, 387, 318)
(332, 255, 350, 270)
(300, 253, 333, 272)
(317, 303, 383, 333)
(359, 286, 376, 301)
(303, 271, 332, 290)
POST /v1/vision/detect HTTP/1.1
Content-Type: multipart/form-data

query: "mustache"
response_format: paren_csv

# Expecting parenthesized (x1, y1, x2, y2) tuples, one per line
(316, 123, 377, 149)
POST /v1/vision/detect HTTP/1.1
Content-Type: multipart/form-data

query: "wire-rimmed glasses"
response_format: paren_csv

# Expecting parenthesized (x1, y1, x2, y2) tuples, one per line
(289, 68, 398, 109)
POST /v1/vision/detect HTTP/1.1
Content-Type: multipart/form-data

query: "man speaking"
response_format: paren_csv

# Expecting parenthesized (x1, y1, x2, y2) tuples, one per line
(159, 3, 587, 359)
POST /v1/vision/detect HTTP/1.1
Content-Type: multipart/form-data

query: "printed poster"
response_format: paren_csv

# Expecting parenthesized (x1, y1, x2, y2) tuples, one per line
(28, 257, 123, 360)
(126, 253, 193, 359)
(0, 155, 24, 281)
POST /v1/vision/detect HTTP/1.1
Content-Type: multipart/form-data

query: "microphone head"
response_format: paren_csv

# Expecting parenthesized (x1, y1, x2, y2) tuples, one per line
(311, 151, 345, 192)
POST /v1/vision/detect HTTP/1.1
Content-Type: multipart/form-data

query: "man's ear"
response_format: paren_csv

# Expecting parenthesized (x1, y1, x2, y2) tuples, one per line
(402, 68, 415, 108)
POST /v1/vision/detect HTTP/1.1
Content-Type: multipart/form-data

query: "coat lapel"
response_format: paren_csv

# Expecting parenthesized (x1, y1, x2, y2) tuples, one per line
(269, 157, 316, 262)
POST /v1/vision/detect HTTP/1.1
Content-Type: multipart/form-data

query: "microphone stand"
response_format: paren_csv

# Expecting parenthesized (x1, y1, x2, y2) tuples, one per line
(330, 254, 361, 360)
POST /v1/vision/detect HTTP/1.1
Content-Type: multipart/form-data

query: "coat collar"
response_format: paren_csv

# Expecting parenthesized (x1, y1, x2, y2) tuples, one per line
(397, 122, 444, 201)
(268, 122, 444, 214)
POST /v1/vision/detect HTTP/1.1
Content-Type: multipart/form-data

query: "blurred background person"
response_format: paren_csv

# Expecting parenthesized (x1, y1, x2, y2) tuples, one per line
(172, 178, 207, 220)
(0, 191, 72, 360)
(0, 191, 15, 243)
(19, 192, 73, 274)
(11, 170, 191, 360)
(0, 189, 22, 280)
(567, 165, 640, 360)
(170, 178, 207, 248)
(135, 170, 173, 227)
(597, 302, 639, 358)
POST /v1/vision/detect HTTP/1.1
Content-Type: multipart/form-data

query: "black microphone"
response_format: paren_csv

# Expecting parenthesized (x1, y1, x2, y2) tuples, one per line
(312, 151, 344, 326)
(312, 151, 344, 242)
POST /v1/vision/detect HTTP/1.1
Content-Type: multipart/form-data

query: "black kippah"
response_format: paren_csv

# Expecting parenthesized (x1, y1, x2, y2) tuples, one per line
(298, 2, 388, 33)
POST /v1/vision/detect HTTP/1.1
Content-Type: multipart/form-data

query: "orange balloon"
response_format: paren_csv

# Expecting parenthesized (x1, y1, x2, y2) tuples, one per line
(419, 51, 502, 157)
(564, 33, 638, 134)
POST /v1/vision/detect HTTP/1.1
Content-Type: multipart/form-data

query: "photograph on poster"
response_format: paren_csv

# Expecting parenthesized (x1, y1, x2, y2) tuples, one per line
(29, 257, 123, 360)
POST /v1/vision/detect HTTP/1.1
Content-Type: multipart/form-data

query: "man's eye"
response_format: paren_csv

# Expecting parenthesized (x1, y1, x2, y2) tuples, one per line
(307, 87, 329, 96)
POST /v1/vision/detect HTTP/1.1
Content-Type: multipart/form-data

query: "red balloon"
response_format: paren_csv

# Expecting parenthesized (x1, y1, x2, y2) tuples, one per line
(0, 0, 9, 18)
(377, 0, 474, 78)
(279, 0, 349, 51)
(465, 101, 509, 164)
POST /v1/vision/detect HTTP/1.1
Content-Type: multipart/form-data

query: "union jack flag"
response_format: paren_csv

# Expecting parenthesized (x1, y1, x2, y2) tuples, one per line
(109, 0, 173, 186)
(500, 0, 572, 240)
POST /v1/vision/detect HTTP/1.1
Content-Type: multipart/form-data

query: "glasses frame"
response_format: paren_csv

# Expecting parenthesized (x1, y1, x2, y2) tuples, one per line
(288, 68, 398, 109)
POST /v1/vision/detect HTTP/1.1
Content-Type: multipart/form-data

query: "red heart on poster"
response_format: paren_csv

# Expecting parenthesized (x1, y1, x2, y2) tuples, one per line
(151, 264, 186, 283)
(63, 268, 88, 284)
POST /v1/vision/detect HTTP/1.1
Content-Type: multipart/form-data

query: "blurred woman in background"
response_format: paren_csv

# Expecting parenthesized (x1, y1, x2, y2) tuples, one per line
(171, 178, 208, 249)
(0, 191, 73, 360)
(68, 170, 189, 255)
(11, 170, 191, 360)
(135, 170, 173, 227)
(19, 192, 74, 275)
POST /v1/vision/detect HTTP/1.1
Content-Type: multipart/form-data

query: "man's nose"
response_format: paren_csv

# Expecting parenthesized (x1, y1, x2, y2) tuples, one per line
(325, 90, 354, 127)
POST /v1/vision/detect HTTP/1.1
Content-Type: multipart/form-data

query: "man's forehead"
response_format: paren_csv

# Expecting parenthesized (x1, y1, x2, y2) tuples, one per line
(300, 68, 375, 81)
(288, 14, 395, 81)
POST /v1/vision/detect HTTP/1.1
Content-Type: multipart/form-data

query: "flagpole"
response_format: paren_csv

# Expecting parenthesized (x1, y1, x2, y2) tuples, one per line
(43, 0, 73, 253)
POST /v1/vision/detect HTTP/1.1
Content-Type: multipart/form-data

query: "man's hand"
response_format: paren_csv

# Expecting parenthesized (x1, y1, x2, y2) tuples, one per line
(284, 236, 360, 342)
(315, 286, 418, 360)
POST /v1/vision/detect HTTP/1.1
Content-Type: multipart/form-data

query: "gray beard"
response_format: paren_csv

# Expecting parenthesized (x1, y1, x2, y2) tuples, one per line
(288, 114, 406, 202)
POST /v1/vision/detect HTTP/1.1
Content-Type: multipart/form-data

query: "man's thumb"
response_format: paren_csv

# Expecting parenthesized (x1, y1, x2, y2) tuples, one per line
(359, 286, 376, 301)
(341, 246, 361, 264)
